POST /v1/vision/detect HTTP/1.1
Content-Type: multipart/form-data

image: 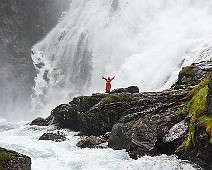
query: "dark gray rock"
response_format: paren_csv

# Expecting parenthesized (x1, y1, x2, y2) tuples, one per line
(30, 117, 48, 126)
(111, 86, 139, 94)
(176, 125, 212, 170)
(0, 147, 31, 170)
(76, 132, 110, 148)
(172, 60, 212, 90)
(207, 81, 212, 116)
(50, 104, 79, 131)
(39, 131, 66, 142)
(108, 119, 157, 157)
(49, 94, 106, 131)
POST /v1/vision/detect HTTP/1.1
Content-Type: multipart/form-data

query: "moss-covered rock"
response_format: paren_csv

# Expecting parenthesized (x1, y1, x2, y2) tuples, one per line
(175, 74, 212, 169)
(172, 60, 212, 89)
(0, 147, 31, 170)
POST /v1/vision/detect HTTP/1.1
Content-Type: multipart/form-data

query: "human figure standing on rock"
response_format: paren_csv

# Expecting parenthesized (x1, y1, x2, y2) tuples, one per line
(102, 76, 115, 93)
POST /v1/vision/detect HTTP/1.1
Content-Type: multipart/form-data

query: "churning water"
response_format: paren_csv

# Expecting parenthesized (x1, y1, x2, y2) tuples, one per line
(0, 119, 199, 170)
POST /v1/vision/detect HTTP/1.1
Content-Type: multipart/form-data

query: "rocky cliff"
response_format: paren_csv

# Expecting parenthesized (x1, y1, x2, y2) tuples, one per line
(37, 60, 212, 169)
(0, 0, 71, 117)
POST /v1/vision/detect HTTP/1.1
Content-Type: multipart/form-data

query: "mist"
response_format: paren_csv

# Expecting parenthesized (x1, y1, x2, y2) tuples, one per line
(0, 0, 71, 121)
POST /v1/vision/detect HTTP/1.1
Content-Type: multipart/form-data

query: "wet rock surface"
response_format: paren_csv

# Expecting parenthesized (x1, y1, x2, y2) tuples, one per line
(39, 131, 66, 142)
(76, 132, 110, 149)
(111, 86, 139, 94)
(0, 147, 31, 170)
(30, 117, 49, 126)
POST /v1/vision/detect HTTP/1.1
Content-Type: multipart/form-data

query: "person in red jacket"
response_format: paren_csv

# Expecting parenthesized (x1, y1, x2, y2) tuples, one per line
(102, 76, 115, 93)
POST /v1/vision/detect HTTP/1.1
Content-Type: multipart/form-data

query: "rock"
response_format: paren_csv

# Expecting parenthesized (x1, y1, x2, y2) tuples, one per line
(207, 81, 212, 116)
(108, 119, 157, 157)
(172, 60, 212, 90)
(0, 147, 31, 170)
(30, 117, 48, 126)
(39, 131, 66, 142)
(50, 104, 79, 131)
(49, 94, 106, 131)
(79, 101, 129, 136)
(76, 132, 110, 148)
(111, 86, 139, 94)
(163, 119, 189, 143)
(177, 125, 212, 170)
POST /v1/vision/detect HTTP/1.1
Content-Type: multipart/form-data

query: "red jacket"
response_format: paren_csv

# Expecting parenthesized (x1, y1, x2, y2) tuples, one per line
(102, 76, 115, 93)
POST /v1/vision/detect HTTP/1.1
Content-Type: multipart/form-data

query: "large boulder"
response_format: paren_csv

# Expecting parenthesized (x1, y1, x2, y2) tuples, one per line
(50, 104, 79, 130)
(79, 101, 129, 136)
(108, 118, 157, 156)
(0, 147, 31, 170)
(48, 93, 106, 131)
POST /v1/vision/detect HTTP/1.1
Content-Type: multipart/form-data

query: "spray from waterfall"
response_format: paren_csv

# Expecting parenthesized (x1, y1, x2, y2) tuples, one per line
(31, 0, 212, 117)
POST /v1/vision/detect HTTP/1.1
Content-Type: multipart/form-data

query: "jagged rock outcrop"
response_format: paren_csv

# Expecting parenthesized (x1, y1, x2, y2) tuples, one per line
(172, 60, 212, 89)
(0, 147, 31, 170)
(44, 60, 212, 169)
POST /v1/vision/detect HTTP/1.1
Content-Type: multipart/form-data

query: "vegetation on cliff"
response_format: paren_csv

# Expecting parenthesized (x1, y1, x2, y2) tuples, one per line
(182, 74, 212, 148)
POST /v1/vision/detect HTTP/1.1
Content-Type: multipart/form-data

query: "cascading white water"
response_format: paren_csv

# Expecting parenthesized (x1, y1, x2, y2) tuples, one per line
(31, 0, 212, 116)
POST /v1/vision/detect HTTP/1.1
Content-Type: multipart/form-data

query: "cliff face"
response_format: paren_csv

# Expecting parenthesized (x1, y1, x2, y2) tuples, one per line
(44, 60, 212, 169)
(0, 0, 71, 117)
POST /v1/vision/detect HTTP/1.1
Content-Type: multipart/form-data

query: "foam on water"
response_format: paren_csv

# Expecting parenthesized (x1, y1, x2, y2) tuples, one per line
(0, 119, 199, 170)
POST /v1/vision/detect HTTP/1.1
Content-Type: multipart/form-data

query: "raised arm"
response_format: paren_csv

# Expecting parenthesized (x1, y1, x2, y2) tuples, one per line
(102, 76, 107, 81)
(111, 76, 115, 81)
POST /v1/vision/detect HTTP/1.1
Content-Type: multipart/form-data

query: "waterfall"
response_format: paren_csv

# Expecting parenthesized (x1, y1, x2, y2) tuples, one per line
(31, 0, 212, 116)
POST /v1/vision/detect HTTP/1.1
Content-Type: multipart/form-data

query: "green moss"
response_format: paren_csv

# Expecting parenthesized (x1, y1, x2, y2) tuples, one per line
(175, 106, 188, 116)
(205, 117, 212, 143)
(210, 137, 212, 144)
(0, 151, 14, 165)
(185, 123, 195, 149)
(179, 65, 197, 77)
(188, 86, 208, 120)
(188, 74, 212, 98)
(102, 94, 132, 103)
(182, 74, 212, 149)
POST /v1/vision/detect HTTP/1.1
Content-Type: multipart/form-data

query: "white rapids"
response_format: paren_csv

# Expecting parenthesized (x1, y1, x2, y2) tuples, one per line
(0, 119, 199, 170)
